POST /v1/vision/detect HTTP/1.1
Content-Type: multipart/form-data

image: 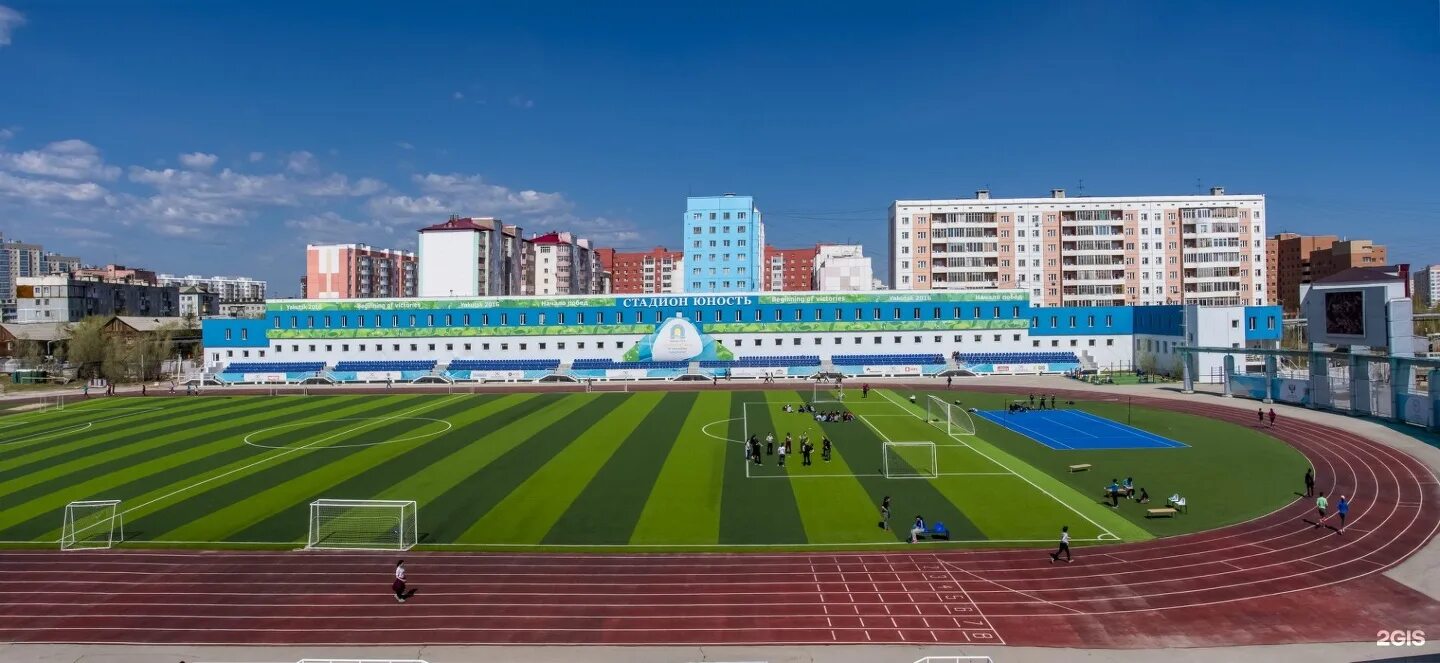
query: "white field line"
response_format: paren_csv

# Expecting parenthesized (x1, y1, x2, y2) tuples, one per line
(876, 389, 1117, 541)
(117, 396, 464, 521)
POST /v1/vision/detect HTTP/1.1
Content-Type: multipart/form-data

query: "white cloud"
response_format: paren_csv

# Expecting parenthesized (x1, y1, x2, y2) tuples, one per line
(367, 172, 570, 221)
(53, 226, 113, 241)
(0, 171, 109, 203)
(284, 211, 393, 244)
(395, 141, 415, 151)
(178, 152, 219, 170)
(248, 151, 265, 163)
(452, 91, 465, 100)
(508, 95, 535, 109)
(0, 139, 121, 181)
(0, 127, 13, 141)
(0, 5, 25, 47)
(285, 150, 317, 174)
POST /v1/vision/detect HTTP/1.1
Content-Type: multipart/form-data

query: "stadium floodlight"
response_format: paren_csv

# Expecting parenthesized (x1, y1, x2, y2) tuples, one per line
(307, 499, 418, 551)
(60, 500, 123, 550)
(812, 380, 844, 404)
(927, 395, 976, 437)
(882, 441, 938, 479)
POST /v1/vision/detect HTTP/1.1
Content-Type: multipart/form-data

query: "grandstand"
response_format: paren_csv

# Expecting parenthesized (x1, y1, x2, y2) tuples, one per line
(220, 362, 326, 373)
(832, 353, 945, 366)
(699, 355, 820, 367)
(333, 360, 437, 372)
(448, 359, 561, 371)
(958, 352, 1081, 364)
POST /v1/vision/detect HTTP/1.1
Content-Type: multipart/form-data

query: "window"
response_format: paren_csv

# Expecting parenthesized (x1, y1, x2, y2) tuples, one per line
(224, 329, 232, 341)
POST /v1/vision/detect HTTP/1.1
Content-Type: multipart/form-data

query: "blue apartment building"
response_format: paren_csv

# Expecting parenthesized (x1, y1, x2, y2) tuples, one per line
(683, 194, 765, 293)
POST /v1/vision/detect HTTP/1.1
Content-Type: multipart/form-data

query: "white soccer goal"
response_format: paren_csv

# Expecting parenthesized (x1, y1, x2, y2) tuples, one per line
(812, 380, 844, 404)
(584, 380, 629, 393)
(307, 499, 418, 551)
(40, 394, 66, 412)
(60, 500, 123, 550)
(883, 441, 938, 479)
(926, 395, 976, 436)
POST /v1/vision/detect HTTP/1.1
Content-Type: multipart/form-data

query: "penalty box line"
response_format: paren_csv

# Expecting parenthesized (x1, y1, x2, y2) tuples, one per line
(117, 395, 466, 522)
(876, 389, 1119, 543)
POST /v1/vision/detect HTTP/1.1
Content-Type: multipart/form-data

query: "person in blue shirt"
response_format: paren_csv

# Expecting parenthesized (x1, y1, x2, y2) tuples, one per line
(1335, 495, 1350, 535)
(1123, 477, 1134, 499)
(909, 515, 926, 544)
(1107, 479, 1121, 508)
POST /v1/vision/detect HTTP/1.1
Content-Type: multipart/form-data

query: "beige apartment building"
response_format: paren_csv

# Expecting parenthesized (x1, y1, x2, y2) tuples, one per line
(888, 187, 1267, 307)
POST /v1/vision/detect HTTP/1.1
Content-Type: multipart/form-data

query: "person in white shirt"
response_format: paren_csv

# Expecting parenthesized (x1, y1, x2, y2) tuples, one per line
(778, 443, 788, 467)
(393, 559, 409, 602)
(1049, 526, 1072, 563)
(909, 515, 926, 543)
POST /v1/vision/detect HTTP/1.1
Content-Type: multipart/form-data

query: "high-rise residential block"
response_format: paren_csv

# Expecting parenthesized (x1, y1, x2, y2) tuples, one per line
(526, 231, 606, 296)
(1266, 233, 1387, 314)
(889, 187, 1267, 307)
(683, 194, 764, 293)
(157, 274, 268, 302)
(763, 245, 818, 291)
(15, 274, 179, 322)
(598, 247, 684, 294)
(305, 243, 417, 299)
(1414, 265, 1440, 309)
(417, 216, 524, 297)
(813, 244, 874, 292)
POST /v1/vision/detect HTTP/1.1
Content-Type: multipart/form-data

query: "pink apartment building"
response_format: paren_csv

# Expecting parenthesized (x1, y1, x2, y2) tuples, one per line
(888, 187, 1267, 307)
(304, 243, 417, 299)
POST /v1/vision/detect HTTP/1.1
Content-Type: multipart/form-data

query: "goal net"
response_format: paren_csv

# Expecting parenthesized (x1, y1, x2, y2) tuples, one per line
(927, 395, 976, 436)
(883, 442, 938, 479)
(60, 500, 123, 550)
(307, 499, 418, 551)
(812, 380, 844, 404)
(41, 394, 66, 412)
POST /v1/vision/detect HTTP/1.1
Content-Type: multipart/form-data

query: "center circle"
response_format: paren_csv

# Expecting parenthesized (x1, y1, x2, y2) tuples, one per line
(242, 417, 453, 450)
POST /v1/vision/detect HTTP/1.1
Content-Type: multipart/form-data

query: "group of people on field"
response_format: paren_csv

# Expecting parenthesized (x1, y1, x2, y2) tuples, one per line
(746, 431, 832, 467)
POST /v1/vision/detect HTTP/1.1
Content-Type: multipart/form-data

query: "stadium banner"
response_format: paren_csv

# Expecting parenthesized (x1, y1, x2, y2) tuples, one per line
(266, 290, 1029, 313)
(1398, 393, 1432, 427)
(991, 363, 1049, 374)
(1229, 374, 1268, 400)
(475, 370, 525, 381)
(1275, 377, 1311, 405)
(246, 372, 287, 384)
(356, 370, 402, 382)
(728, 367, 788, 378)
(605, 368, 649, 380)
(864, 365, 922, 376)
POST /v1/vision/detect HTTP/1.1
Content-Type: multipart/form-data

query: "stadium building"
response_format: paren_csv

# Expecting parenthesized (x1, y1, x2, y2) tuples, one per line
(200, 290, 1281, 384)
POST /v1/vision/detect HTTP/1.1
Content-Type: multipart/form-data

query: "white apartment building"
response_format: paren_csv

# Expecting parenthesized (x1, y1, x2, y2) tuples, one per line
(889, 187, 1267, 307)
(1415, 265, 1440, 309)
(527, 231, 605, 296)
(417, 216, 525, 297)
(158, 274, 267, 302)
(813, 244, 874, 292)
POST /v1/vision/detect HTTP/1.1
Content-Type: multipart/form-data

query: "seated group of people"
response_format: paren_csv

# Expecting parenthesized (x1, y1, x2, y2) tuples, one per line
(783, 403, 853, 422)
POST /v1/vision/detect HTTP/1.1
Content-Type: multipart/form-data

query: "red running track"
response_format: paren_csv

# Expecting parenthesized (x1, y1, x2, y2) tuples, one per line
(1, 390, 1438, 648)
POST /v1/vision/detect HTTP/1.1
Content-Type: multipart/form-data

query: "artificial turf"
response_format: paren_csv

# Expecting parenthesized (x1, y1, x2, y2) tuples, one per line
(0, 387, 1306, 549)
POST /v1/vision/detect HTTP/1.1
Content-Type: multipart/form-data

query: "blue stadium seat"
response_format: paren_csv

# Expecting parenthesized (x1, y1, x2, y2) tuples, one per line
(333, 360, 437, 372)
(448, 359, 562, 371)
(221, 362, 326, 373)
(831, 354, 945, 366)
(700, 355, 820, 368)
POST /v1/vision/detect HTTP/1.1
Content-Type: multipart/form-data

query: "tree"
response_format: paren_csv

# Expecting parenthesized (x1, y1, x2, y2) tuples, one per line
(64, 317, 110, 380)
(14, 335, 44, 369)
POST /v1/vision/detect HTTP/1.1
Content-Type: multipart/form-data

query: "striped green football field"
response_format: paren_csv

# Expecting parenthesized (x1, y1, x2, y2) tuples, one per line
(0, 388, 1304, 550)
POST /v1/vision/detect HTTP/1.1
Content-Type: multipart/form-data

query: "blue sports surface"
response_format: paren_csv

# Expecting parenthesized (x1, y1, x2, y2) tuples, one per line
(975, 409, 1188, 451)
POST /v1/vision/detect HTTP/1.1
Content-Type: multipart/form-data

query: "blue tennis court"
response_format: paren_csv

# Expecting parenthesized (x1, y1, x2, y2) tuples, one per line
(975, 409, 1188, 450)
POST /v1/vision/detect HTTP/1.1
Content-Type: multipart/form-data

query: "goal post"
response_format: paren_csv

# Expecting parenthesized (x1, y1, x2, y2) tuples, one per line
(812, 380, 844, 404)
(883, 441, 938, 479)
(927, 395, 976, 437)
(307, 499, 418, 551)
(41, 394, 66, 412)
(60, 500, 123, 550)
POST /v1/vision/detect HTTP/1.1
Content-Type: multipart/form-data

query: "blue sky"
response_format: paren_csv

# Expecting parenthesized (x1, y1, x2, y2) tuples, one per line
(1, 1, 1436, 296)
